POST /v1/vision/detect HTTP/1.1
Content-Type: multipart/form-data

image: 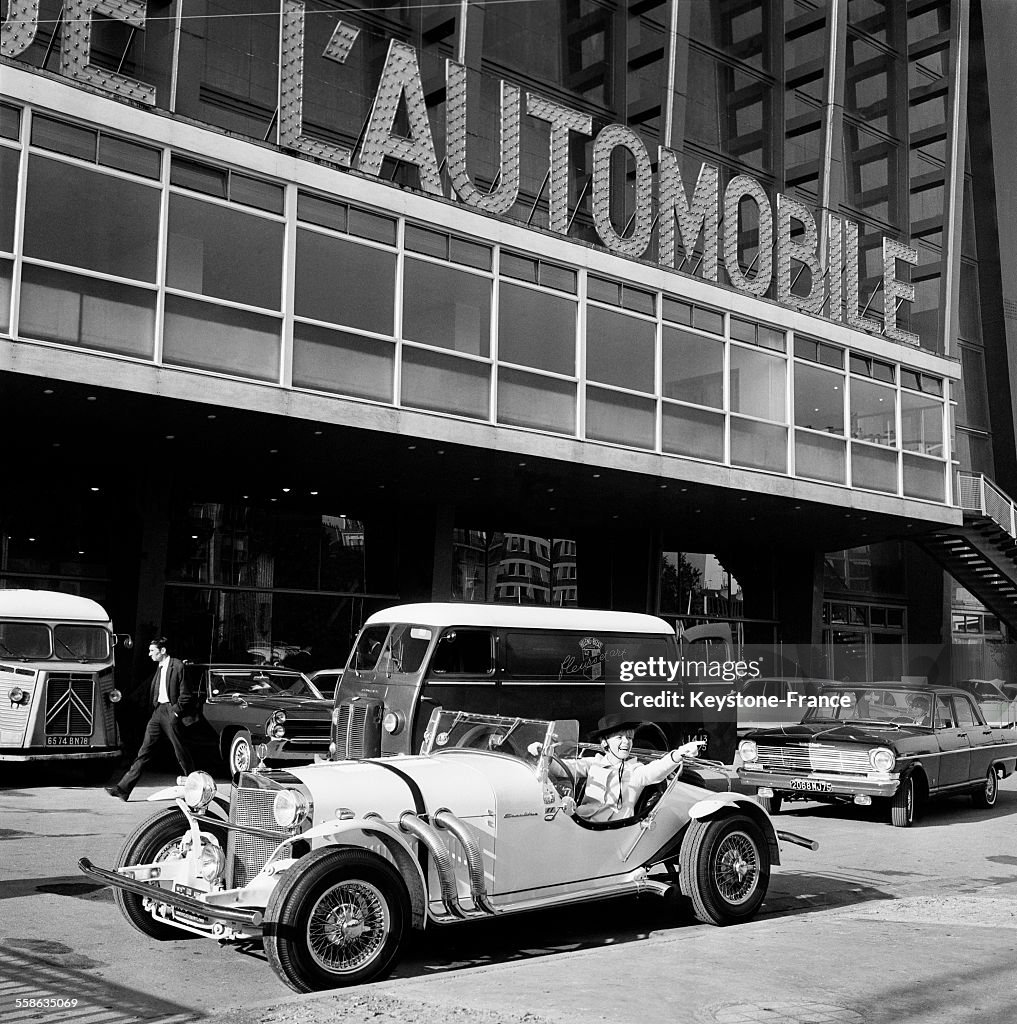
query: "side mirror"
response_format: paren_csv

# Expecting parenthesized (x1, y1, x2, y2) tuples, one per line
(113, 634, 133, 650)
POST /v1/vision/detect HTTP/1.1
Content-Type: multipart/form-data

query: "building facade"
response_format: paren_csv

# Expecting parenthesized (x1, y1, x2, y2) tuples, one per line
(2, 0, 1016, 684)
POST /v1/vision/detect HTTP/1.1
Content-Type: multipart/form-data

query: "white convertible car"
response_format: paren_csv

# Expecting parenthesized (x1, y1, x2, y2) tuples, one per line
(80, 709, 815, 992)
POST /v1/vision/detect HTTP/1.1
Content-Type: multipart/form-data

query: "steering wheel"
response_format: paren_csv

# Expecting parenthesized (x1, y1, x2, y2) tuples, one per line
(546, 753, 577, 801)
(455, 725, 516, 754)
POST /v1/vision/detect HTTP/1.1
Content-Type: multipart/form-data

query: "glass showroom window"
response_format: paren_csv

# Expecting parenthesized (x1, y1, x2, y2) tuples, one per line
(850, 373, 898, 493)
(402, 257, 491, 356)
(661, 324, 724, 462)
(794, 361, 846, 484)
(729, 344, 787, 472)
(901, 383, 946, 501)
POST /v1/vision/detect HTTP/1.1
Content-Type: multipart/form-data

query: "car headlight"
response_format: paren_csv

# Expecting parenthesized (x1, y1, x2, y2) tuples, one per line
(382, 710, 405, 735)
(106, 688, 122, 704)
(870, 747, 895, 772)
(182, 771, 217, 810)
(8, 686, 29, 706)
(198, 839, 226, 883)
(738, 740, 758, 763)
(273, 788, 310, 828)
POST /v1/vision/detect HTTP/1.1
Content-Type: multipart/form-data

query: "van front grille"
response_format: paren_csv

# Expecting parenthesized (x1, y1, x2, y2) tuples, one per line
(333, 699, 382, 760)
(45, 674, 94, 736)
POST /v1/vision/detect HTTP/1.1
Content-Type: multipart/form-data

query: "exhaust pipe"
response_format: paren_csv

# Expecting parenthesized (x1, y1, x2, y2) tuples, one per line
(775, 829, 819, 851)
(433, 808, 496, 915)
(398, 812, 485, 919)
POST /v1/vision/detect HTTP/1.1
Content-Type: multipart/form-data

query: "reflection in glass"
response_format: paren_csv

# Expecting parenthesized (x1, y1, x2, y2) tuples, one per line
(498, 368, 575, 435)
(0, 259, 10, 333)
(852, 443, 897, 493)
(662, 404, 724, 462)
(730, 346, 786, 421)
(403, 259, 490, 356)
(1, 148, 18, 252)
(498, 282, 576, 374)
(24, 156, 160, 281)
(167, 194, 283, 309)
(586, 306, 655, 393)
(295, 230, 395, 335)
(796, 431, 846, 484)
(902, 454, 945, 502)
(293, 323, 393, 403)
(163, 294, 280, 381)
(731, 418, 787, 472)
(19, 264, 155, 357)
(586, 388, 655, 449)
(662, 327, 723, 407)
(402, 347, 490, 419)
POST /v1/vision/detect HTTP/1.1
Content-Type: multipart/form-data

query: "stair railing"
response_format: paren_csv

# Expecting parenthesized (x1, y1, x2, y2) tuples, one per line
(957, 471, 1017, 540)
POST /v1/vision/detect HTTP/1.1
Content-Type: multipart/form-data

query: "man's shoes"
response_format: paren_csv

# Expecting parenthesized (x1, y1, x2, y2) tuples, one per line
(104, 785, 129, 802)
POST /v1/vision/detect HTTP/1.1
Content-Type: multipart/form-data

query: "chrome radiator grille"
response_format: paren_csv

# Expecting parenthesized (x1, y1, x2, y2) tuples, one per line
(333, 698, 382, 760)
(755, 744, 874, 774)
(226, 784, 284, 889)
(45, 674, 94, 736)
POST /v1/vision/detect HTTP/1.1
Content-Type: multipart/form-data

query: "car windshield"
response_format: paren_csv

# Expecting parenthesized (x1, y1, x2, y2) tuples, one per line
(0, 621, 51, 659)
(53, 624, 110, 661)
(804, 687, 934, 727)
(420, 709, 579, 766)
(966, 681, 1005, 700)
(209, 670, 324, 699)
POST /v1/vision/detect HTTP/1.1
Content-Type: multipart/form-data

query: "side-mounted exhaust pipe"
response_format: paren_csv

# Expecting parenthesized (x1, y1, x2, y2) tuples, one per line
(433, 808, 496, 915)
(398, 812, 487, 920)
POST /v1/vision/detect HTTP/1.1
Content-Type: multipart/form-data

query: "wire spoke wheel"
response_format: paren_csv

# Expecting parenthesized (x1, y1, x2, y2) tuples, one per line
(712, 829, 761, 905)
(306, 880, 390, 975)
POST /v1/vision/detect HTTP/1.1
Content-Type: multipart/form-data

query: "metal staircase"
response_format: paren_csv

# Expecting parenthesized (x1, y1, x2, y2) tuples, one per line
(915, 473, 1017, 629)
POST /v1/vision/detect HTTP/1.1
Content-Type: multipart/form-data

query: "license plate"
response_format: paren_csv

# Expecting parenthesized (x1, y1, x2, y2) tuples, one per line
(174, 883, 203, 898)
(788, 778, 832, 793)
(45, 736, 89, 746)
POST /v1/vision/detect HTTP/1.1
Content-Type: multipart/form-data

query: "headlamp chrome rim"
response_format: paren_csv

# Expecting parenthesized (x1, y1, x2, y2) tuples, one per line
(870, 746, 896, 772)
(272, 788, 310, 829)
(738, 739, 759, 763)
(182, 771, 217, 810)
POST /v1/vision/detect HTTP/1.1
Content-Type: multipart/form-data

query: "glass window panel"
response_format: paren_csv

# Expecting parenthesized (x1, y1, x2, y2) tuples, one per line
(850, 378, 895, 445)
(295, 230, 395, 335)
(230, 173, 284, 215)
(348, 208, 396, 245)
(795, 336, 819, 362)
(795, 431, 847, 484)
(170, 156, 228, 198)
(501, 252, 538, 283)
(451, 237, 492, 271)
(540, 263, 577, 293)
(586, 306, 655, 392)
(406, 224, 448, 259)
(662, 327, 723, 408)
(663, 297, 692, 325)
(19, 264, 155, 358)
(31, 116, 95, 161)
(498, 282, 575, 375)
(404, 259, 491, 356)
(901, 369, 920, 391)
(0, 104, 19, 140)
(588, 276, 621, 305)
(97, 135, 161, 179)
(901, 391, 943, 455)
(852, 443, 897, 493)
(957, 346, 989, 430)
(662, 403, 724, 461)
(498, 368, 575, 434)
(298, 192, 347, 232)
(795, 363, 844, 434)
(586, 387, 656, 449)
(903, 454, 945, 502)
(820, 344, 844, 368)
(731, 418, 787, 472)
(0, 259, 10, 333)
(693, 306, 724, 334)
(401, 347, 490, 420)
(758, 326, 785, 351)
(24, 156, 159, 281)
(0, 148, 17, 252)
(731, 317, 755, 343)
(167, 194, 283, 309)
(163, 294, 280, 381)
(292, 322, 393, 403)
(622, 286, 655, 316)
(730, 346, 786, 421)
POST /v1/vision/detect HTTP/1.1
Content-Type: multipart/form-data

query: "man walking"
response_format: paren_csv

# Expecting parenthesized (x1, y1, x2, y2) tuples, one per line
(106, 637, 196, 801)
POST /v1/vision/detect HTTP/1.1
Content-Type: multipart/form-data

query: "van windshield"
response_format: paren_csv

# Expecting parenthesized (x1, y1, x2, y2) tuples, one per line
(349, 623, 432, 675)
(0, 621, 51, 659)
(53, 624, 110, 661)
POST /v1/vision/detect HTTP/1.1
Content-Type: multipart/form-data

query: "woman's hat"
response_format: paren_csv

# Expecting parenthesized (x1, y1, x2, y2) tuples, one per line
(588, 712, 645, 740)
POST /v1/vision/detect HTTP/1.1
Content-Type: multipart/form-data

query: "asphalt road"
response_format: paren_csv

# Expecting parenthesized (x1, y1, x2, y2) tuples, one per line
(1, 764, 1015, 1024)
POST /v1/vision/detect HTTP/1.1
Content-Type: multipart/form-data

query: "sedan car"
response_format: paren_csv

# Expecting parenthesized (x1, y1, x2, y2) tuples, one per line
(953, 679, 1017, 728)
(307, 667, 343, 700)
(186, 664, 333, 777)
(80, 708, 816, 992)
(738, 683, 1017, 826)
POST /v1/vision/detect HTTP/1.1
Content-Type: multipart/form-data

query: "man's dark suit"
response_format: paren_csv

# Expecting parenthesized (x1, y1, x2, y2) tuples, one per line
(109, 657, 197, 797)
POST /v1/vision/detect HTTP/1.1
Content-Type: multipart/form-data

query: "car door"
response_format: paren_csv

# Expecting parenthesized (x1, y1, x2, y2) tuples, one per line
(933, 695, 971, 790)
(954, 693, 995, 783)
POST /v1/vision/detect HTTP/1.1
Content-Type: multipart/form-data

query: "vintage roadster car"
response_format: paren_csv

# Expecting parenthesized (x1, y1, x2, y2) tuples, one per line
(738, 682, 1017, 826)
(80, 708, 815, 992)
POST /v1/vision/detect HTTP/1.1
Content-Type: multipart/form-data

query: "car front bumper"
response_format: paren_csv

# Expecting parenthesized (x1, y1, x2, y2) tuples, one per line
(738, 766, 901, 799)
(260, 738, 329, 764)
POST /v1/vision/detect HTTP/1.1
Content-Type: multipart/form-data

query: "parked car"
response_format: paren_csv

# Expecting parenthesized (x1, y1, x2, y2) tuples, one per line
(307, 667, 343, 701)
(185, 664, 332, 777)
(1000, 681, 1017, 702)
(734, 677, 834, 734)
(953, 679, 1017, 728)
(80, 707, 816, 992)
(738, 683, 1017, 826)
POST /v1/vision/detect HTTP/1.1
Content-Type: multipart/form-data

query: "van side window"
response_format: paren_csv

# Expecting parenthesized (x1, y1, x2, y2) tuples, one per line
(430, 629, 495, 675)
(377, 624, 431, 675)
(352, 625, 391, 672)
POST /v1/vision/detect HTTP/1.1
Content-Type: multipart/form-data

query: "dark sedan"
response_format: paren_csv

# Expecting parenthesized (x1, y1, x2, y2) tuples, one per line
(737, 683, 1017, 827)
(185, 664, 333, 777)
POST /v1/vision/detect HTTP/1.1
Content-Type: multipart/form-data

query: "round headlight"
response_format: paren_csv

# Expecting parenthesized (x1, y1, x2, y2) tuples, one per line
(198, 839, 226, 883)
(182, 771, 217, 810)
(9, 686, 27, 706)
(870, 747, 895, 772)
(271, 710, 286, 725)
(738, 740, 759, 763)
(267, 721, 286, 739)
(107, 688, 122, 704)
(272, 788, 310, 828)
(382, 710, 404, 735)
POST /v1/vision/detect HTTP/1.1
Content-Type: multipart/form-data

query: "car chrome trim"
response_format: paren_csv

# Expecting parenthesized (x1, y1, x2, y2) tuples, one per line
(77, 857, 263, 927)
(432, 808, 496, 915)
(398, 811, 474, 919)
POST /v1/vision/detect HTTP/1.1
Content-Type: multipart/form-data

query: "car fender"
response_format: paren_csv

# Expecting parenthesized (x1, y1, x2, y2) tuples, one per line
(274, 817, 428, 928)
(688, 793, 780, 866)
